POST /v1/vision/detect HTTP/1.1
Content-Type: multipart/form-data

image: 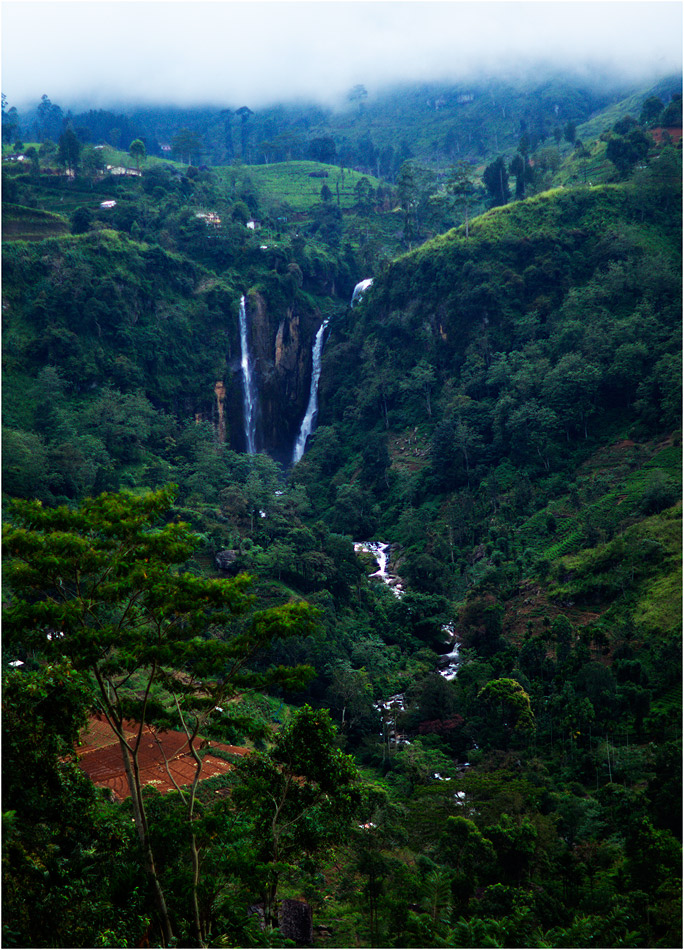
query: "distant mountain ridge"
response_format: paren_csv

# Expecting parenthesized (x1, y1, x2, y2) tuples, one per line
(7, 70, 681, 176)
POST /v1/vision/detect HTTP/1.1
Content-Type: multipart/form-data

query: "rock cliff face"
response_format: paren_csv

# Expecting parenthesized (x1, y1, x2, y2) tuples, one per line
(224, 290, 321, 463)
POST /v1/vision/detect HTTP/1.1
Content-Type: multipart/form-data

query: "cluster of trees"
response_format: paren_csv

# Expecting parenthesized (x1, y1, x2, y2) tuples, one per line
(4, 488, 366, 946)
(480, 90, 682, 206)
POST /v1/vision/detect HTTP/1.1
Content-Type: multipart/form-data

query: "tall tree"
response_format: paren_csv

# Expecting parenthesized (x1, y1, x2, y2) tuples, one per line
(235, 106, 254, 161)
(606, 128, 651, 179)
(482, 156, 510, 207)
(397, 160, 420, 247)
(58, 127, 81, 176)
(509, 152, 527, 199)
(129, 137, 146, 172)
(171, 127, 202, 165)
(447, 161, 476, 237)
(2, 663, 146, 947)
(36, 93, 63, 142)
(639, 95, 665, 128)
(347, 83, 368, 113)
(1, 94, 19, 144)
(308, 135, 337, 164)
(220, 108, 234, 161)
(564, 120, 577, 146)
(233, 705, 362, 928)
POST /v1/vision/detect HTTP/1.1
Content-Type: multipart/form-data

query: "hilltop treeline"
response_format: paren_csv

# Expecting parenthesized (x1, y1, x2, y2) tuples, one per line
(4, 72, 680, 173)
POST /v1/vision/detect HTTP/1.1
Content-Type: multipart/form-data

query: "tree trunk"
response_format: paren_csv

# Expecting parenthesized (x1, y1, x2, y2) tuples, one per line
(119, 740, 175, 946)
(186, 736, 207, 946)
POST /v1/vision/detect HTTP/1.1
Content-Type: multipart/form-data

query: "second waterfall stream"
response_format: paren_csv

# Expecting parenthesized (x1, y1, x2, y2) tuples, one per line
(291, 280, 372, 465)
(292, 319, 328, 465)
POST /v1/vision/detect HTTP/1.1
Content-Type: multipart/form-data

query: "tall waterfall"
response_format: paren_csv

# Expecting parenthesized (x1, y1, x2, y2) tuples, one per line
(238, 294, 257, 454)
(351, 278, 373, 307)
(292, 320, 328, 465)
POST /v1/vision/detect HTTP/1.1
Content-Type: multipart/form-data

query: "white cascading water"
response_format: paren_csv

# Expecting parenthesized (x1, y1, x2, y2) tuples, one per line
(353, 541, 403, 597)
(351, 278, 373, 307)
(440, 623, 461, 680)
(292, 320, 328, 465)
(238, 294, 257, 454)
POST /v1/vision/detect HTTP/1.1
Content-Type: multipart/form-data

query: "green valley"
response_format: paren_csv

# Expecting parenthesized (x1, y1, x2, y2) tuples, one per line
(2, 60, 682, 949)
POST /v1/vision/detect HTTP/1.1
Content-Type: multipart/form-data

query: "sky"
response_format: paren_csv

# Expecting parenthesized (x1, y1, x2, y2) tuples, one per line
(2, 1, 682, 110)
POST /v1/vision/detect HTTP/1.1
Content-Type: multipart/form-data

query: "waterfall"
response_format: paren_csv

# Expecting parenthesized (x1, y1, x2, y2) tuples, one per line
(292, 319, 328, 465)
(351, 278, 373, 307)
(238, 294, 257, 454)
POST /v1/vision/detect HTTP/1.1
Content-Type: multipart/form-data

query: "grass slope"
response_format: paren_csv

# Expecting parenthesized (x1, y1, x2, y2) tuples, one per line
(219, 161, 382, 214)
(2, 203, 70, 241)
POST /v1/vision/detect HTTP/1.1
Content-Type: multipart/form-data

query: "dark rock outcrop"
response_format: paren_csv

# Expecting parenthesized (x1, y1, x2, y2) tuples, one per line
(215, 549, 240, 574)
(278, 899, 313, 946)
(223, 289, 321, 462)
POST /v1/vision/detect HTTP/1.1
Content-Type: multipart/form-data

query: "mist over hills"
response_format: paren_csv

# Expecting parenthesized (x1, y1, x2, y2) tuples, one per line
(6, 67, 681, 174)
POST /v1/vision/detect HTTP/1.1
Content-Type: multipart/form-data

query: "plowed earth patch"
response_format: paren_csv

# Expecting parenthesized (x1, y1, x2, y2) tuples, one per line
(76, 713, 249, 801)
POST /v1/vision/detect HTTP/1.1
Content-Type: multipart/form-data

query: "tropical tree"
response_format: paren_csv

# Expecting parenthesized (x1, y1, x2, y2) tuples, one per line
(482, 156, 510, 207)
(80, 144, 106, 181)
(639, 95, 665, 128)
(397, 160, 420, 247)
(308, 135, 336, 164)
(3, 486, 317, 946)
(58, 127, 81, 175)
(2, 94, 19, 144)
(347, 84, 368, 113)
(232, 705, 362, 928)
(129, 137, 146, 172)
(606, 128, 651, 179)
(36, 93, 64, 141)
(2, 663, 146, 947)
(235, 106, 254, 160)
(477, 678, 536, 745)
(447, 160, 476, 237)
(171, 128, 202, 165)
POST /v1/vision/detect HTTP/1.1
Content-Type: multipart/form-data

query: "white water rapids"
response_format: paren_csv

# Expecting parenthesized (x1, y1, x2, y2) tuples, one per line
(353, 541, 403, 597)
(356, 542, 461, 677)
(440, 623, 461, 680)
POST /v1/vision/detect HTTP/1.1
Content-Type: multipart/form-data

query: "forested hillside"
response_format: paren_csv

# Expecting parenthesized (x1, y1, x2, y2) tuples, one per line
(2, 70, 682, 949)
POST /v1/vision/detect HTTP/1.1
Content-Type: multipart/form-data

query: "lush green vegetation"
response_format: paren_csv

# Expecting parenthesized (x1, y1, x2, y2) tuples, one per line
(2, 73, 682, 948)
(221, 161, 384, 213)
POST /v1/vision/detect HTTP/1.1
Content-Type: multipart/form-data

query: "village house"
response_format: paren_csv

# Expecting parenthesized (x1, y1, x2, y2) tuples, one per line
(195, 211, 221, 225)
(106, 165, 142, 177)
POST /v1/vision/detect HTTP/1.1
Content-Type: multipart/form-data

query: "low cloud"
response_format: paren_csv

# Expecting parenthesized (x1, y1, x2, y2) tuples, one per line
(3, 1, 681, 110)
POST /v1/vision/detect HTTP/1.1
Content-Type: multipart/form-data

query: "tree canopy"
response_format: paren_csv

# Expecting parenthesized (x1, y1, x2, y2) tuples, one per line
(3, 485, 318, 945)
